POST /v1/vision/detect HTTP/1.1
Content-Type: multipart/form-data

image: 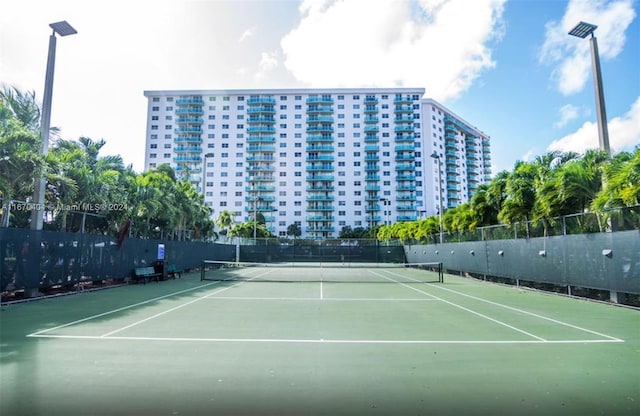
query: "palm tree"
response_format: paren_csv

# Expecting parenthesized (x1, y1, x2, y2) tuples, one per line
(216, 210, 235, 237)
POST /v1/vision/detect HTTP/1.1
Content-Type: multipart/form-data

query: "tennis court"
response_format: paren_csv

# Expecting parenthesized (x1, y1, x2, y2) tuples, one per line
(1, 264, 638, 416)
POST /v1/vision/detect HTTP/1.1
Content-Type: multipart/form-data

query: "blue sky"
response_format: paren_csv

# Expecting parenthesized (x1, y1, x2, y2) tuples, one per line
(1, 0, 638, 175)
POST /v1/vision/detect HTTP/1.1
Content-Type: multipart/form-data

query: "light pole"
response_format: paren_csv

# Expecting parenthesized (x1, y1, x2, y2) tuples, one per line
(568, 21, 610, 154)
(31, 21, 77, 230)
(253, 196, 264, 242)
(430, 152, 444, 244)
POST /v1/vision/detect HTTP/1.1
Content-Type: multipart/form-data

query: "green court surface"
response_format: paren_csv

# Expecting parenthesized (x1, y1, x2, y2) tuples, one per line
(1, 266, 638, 416)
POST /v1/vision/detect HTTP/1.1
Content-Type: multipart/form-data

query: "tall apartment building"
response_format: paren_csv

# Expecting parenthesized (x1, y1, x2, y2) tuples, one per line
(143, 88, 491, 238)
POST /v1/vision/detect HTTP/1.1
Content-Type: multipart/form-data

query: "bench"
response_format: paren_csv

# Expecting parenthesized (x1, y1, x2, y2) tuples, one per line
(167, 264, 182, 279)
(132, 266, 162, 284)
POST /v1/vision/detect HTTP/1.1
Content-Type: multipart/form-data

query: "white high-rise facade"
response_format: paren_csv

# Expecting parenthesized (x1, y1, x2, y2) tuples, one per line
(143, 88, 491, 238)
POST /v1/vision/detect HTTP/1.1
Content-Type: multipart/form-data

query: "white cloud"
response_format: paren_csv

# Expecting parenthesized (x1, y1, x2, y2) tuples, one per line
(281, 0, 506, 100)
(553, 104, 581, 128)
(520, 148, 538, 163)
(539, 0, 636, 96)
(548, 96, 640, 153)
(239, 27, 255, 43)
(255, 51, 279, 80)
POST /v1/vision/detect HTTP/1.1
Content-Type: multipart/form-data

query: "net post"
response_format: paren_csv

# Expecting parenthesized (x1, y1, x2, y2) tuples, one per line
(439, 262, 443, 283)
(200, 261, 205, 281)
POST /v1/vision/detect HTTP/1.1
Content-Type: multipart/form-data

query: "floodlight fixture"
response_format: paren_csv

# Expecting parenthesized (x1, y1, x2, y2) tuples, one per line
(568, 21, 597, 39)
(50, 21, 77, 37)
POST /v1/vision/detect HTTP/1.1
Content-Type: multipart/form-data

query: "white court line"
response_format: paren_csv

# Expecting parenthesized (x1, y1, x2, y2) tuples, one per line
(100, 269, 276, 338)
(27, 267, 272, 338)
(27, 334, 623, 344)
(27, 281, 222, 337)
(382, 269, 624, 343)
(204, 296, 439, 302)
(429, 283, 625, 342)
(370, 270, 547, 342)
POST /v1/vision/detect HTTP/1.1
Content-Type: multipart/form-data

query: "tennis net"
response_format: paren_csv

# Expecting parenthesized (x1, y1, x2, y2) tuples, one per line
(200, 260, 444, 283)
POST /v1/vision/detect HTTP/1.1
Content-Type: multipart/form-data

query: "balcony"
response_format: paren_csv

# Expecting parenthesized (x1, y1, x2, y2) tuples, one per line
(395, 163, 415, 171)
(306, 116, 334, 123)
(306, 165, 335, 172)
(365, 174, 380, 181)
(306, 126, 334, 134)
(247, 135, 276, 143)
(176, 97, 204, 105)
(306, 105, 334, 114)
(396, 194, 416, 201)
(306, 145, 334, 152)
(305, 226, 335, 233)
(306, 155, 335, 163)
(364, 125, 379, 133)
(394, 135, 414, 142)
(364, 96, 378, 105)
(396, 185, 416, 191)
(393, 96, 413, 104)
(364, 105, 379, 114)
(394, 125, 414, 133)
(176, 117, 203, 124)
(306, 215, 334, 222)
(364, 155, 380, 162)
(306, 135, 334, 143)
(394, 116, 414, 123)
(247, 96, 276, 105)
(247, 126, 276, 134)
(246, 145, 276, 153)
(364, 116, 379, 124)
(365, 184, 380, 191)
(245, 185, 275, 192)
(307, 185, 334, 191)
(247, 106, 275, 114)
(397, 215, 417, 222)
(306, 96, 334, 105)
(175, 107, 204, 115)
(364, 134, 380, 142)
(244, 195, 276, 202)
(247, 116, 275, 124)
(174, 127, 202, 134)
(364, 145, 379, 152)
(246, 155, 275, 162)
(396, 204, 416, 211)
(394, 105, 413, 113)
(394, 144, 414, 152)
(306, 175, 334, 181)
(245, 175, 274, 182)
(174, 136, 202, 144)
(365, 205, 381, 212)
(173, 155, 202, 163)
(364, 164, 380, 172)
(246, 165, 276, 172)
(365, 215, 381, 222)
(395, 154, 414, 162)
(306, 195, 335, 202)
(307, 205, 334, 211)
(174, 146, 202, 153)
(395, 174, 415, 181)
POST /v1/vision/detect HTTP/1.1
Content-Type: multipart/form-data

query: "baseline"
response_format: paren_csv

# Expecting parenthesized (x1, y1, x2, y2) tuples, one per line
(26, 334, 623, 345)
